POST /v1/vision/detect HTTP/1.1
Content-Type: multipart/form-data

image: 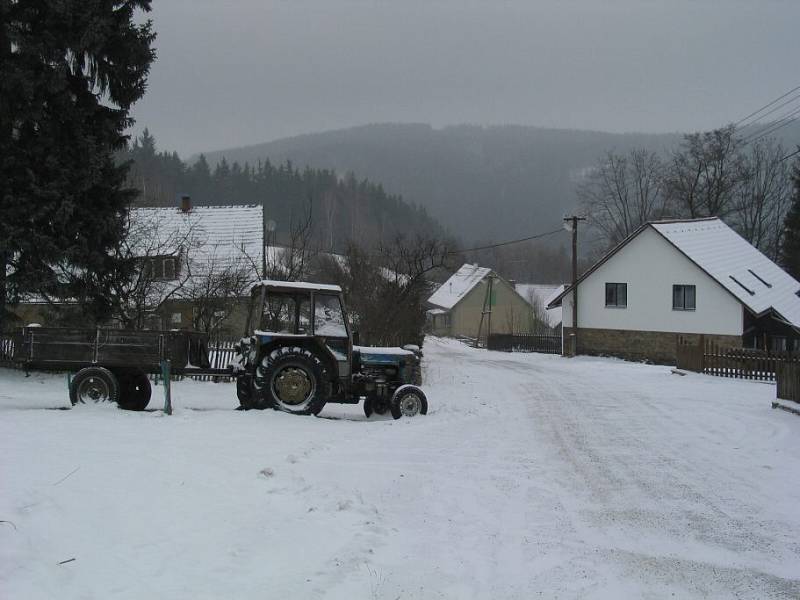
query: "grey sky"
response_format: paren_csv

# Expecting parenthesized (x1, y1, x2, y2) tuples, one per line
(130, 0, 800, 157)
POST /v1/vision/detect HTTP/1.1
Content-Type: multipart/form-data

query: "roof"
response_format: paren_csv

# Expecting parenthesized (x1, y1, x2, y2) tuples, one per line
(253, 280, 343, 293)
(129, 205, 264, 269)
(516, 284, 565, 327)
(548, 218, 800, 328)
(428, 264, 492, 310)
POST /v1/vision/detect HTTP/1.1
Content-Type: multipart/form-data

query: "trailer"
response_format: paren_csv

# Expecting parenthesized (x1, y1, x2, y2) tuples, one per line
(11, 326, 224, 410)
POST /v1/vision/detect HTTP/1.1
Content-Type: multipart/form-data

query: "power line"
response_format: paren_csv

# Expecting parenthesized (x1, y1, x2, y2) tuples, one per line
(780, 148, 800, 162)
(740, 105, 800, 146)
(735, 84, 800, 127)
(448, 227, 564, 255)
(738, 92, 800, 130)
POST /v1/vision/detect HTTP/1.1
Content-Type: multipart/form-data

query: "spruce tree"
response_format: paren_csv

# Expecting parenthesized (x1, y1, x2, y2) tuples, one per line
(0, 1, 156, 329)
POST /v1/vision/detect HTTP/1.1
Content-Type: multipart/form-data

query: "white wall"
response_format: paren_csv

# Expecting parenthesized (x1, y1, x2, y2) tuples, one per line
(562, 227, 743, 335)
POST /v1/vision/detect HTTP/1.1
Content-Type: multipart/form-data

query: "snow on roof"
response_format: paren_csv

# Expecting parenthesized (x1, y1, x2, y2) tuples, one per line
(254, 280, 343, 293)
(428, 264, 492, 310)
(130, 205, 263, 269)
(651, 218, 800, 326)
(515, 284, 564, 327)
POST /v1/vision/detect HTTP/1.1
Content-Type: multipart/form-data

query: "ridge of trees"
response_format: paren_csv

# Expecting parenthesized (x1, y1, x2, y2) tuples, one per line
(122, 130, 448, 253)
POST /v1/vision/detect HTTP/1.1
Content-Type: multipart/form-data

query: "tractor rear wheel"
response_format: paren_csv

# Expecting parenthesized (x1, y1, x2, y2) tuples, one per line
(254, 347, 328, 415)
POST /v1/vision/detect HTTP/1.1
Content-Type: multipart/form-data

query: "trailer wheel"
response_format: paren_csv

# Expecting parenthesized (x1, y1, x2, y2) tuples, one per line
(255, 347, 328, 415)
(390, 385, 428, 419)
(69, 367, 120, 407)
(116, 370, 152, 411)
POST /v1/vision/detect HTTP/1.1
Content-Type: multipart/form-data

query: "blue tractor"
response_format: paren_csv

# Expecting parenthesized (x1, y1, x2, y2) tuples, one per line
(233, 280, 427, 419)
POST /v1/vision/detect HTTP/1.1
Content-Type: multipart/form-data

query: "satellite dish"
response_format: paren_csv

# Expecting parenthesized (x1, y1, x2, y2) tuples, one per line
(266, 219, 277, 232)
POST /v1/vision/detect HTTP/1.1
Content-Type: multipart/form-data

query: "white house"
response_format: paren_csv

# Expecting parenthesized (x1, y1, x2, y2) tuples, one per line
(548, 217, 800, 363)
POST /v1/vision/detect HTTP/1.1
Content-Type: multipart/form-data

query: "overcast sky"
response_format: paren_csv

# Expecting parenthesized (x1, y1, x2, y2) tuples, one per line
(130, 0, 800, 157)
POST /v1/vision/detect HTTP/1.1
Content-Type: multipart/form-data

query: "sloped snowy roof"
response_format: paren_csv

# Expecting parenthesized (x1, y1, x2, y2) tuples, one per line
(652, 218, 800, 326)
(130, 205, 263, 267)
(516, 283, 565, 327)
(549, 217, 800, 328)
(428, 264, 491, 310)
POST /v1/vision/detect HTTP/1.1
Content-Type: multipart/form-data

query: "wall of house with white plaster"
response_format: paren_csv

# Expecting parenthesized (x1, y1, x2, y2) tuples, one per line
(562, 226, 743, 335)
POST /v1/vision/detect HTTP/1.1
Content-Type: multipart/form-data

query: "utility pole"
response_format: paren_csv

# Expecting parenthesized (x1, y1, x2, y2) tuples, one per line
(475, 273, 495, 348)
(564, 216, 586, 356)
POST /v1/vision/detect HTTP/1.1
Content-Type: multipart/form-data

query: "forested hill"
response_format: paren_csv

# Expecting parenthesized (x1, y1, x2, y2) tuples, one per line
(122, 131, 447, 252)
(195, 123, 800, 243)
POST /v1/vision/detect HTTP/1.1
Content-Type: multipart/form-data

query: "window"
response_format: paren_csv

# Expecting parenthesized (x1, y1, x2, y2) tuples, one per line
(314, 294, 348, 337)
(605, 283, 627, 308)
(672, 284, 696, 310)
(145, 256, 179, 280)
(263, 293, 311, 334)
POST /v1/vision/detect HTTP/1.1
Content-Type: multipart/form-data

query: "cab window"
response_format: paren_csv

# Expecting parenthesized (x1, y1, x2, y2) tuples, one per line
(314, 294, 348, 337)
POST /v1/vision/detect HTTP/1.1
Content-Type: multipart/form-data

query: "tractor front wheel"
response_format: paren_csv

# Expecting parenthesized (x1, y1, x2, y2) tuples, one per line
(389, 385, 428, 419)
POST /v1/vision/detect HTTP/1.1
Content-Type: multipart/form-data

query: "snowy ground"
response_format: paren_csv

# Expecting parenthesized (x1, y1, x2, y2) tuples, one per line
(1, 337, 799, 599)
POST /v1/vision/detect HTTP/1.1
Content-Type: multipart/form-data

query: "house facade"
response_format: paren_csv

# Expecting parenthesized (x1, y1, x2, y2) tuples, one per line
(427, 264, 537, 338)
(548, 218, 800, 363)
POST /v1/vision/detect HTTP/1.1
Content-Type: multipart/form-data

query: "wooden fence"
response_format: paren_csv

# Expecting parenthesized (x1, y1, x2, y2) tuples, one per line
(0, 335, 14, 366)
(487, 333, 561, 355)
(677, 336, 800, 382)
(776, 363, 800, 402)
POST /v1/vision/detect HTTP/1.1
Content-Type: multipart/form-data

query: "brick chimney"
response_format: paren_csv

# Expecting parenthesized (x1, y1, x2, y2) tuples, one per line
(179, 194, 192, 213)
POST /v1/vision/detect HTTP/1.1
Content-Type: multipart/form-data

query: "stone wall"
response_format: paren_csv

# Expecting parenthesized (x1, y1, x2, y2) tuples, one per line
(562, 327, 742, 364)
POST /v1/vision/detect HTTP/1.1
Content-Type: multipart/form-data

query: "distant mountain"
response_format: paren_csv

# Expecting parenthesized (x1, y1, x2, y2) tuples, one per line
(195, 122, 800, 244)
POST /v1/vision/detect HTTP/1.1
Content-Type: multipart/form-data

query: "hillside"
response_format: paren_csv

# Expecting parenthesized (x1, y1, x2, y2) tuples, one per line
(195, 123, 800, 244)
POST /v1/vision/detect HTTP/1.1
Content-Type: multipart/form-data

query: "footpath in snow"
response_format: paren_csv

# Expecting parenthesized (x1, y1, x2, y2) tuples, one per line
(1, 337, 799, 599)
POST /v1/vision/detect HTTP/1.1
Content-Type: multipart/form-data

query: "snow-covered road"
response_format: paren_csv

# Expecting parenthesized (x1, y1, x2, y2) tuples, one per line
(1, 337, 799, 599)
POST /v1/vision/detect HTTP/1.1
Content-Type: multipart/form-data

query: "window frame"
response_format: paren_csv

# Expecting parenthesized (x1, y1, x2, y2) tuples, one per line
(672, 284, 696, 311)
(604, 282, 627, 308)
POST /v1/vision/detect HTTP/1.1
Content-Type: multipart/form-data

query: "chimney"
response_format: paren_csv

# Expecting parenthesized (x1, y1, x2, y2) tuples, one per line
(180, 194, 192, 213)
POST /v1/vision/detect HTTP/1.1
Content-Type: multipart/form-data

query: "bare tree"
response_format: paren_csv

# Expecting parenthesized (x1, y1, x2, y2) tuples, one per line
(103, 208, 199, 329)
(259, 199, 318, 282)
(578, 148, 667, 246)
(665, 125, 743, 219)
(731, 139, 792, 260)
(316, 234, 450, 346)
(179, 242, 256, 337)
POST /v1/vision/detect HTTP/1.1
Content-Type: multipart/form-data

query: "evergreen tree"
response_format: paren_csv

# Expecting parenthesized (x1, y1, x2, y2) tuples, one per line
(780, 157, 800, 280)
(0, 1, 156, 329)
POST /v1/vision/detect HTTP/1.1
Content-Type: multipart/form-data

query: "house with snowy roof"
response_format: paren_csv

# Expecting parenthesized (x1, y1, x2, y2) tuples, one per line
(548, 217, 800, 363)
(127, 199, 263, 334)
(426, 263, 537, 338)
(514, 283, 565, 332)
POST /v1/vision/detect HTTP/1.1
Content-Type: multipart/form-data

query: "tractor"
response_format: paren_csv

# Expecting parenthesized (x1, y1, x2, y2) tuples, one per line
(232, 280, 428, 419)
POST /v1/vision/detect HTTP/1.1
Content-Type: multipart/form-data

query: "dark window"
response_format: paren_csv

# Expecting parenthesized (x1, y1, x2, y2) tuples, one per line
(672, 284, 696, 310)
(605, 283, 627, 308)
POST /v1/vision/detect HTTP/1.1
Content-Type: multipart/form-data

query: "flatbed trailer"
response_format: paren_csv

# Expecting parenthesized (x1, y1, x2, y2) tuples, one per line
(11, 326, 231, 410)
